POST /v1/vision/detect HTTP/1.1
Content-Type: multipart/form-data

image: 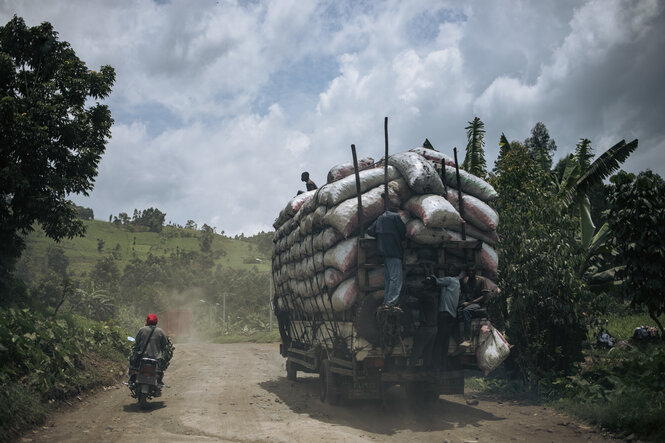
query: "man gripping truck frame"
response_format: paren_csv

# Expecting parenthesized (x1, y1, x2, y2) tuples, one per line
(272, 127, 506, 404)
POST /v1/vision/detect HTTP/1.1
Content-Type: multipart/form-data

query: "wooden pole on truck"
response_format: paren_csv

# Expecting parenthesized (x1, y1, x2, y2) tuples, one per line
(453, 147, 469, 266)
(352, 144, 369, 303)
(352, 144, 365, 237)
(453, 147, 466, 241)
(384, 117, 389, 212)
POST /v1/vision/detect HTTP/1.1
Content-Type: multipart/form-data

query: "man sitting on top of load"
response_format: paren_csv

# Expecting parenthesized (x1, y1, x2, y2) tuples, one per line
(458, 269, 490, 347)
(301, 171, 318, 191)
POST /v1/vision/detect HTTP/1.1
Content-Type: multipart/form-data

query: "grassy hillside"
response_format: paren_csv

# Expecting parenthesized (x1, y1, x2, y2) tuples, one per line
(21, 220, 271, 276)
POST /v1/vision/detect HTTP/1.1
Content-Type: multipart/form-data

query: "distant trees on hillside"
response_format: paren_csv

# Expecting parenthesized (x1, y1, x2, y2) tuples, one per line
(74, 205, 94, 221)
(243, 231, 274, 257)
(112, 208, 166, 233)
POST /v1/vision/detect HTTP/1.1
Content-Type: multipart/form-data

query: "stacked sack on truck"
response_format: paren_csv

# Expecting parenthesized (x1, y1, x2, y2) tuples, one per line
(272, 148, 500, 319)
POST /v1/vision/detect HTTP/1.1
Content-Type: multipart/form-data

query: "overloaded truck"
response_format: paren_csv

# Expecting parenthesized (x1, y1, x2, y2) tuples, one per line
(272, 143, 501, 404)
(157, 309, 191, 343)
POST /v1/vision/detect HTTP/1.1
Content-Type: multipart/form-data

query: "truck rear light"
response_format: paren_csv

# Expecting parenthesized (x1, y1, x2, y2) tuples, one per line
(363, 357, 384, 368)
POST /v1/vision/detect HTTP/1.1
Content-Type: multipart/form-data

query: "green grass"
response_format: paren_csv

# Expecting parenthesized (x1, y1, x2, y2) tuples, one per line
(22, 220, 271, 276)
(600, 312, 664, 340)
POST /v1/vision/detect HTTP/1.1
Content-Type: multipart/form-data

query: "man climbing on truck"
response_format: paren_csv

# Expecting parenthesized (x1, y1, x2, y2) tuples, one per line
(366, 201, 406, 310)
(458, 270, 491, 347)
(428, 270, 465, 371)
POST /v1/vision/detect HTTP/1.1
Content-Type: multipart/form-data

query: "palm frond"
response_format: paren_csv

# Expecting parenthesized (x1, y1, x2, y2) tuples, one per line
(562, 139, 638, 206)
(557, 155, 580, 197)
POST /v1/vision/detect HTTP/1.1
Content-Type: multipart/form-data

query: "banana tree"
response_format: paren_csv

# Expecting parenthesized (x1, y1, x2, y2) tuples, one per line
(558, 138, 638, 248)
(556, 138, 638, 287)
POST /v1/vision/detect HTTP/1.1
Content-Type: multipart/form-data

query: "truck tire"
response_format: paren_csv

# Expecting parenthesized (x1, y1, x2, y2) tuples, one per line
(319, 359, 341, 405)
(286, 360, 298, 381)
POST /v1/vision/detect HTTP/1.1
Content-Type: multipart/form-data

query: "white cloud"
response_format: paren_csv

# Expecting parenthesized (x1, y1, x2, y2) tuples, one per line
(2, 0, 664, 234)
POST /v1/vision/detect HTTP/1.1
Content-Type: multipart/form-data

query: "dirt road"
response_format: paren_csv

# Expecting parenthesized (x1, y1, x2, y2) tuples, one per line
(24, 343, 619, 443)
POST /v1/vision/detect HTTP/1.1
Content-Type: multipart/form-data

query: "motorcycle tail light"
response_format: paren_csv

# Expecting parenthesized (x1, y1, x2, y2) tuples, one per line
(140, 365, 155, 375)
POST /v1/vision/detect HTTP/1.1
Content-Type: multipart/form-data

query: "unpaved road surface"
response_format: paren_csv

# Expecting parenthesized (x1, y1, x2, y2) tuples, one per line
(24, 343, 619, 442)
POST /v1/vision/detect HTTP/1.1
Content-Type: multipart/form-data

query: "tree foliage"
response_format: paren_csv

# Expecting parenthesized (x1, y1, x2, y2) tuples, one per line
(606, 170, 665, 334)
(524, 122, 557, 171)
(492, 133, 512, 175)
(491, 143, 589, 382)
(461, 116, 487, 177)
(199, 223, 215, 253)
(0, 16, 115, 295)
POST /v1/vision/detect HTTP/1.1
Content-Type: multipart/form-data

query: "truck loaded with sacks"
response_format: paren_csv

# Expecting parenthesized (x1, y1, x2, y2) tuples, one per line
(271, 144, 501, 404)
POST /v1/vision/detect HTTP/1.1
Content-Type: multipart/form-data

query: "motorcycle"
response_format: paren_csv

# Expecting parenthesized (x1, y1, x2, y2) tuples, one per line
(125, 356, 163, 408)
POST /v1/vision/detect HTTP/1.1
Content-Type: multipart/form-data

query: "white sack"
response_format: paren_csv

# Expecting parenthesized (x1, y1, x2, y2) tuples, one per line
(446, 190, 498, 232)
(325, 267, 354, 290)
(476, 325, 511, 376)
(409, 147, 456, 167)
(323, 237, 358, 273)
(388, 152, 445, 195)
(447, 223, 499, 245)
(406, 219, 453, 244)
(322, 180, 405, 238)
(331, 278, 358, 311)
(274, 189, 317, 228)
(327, 157, 374, 183)
(313, 228, 344, 251)
(443, 165, 497, 202)
(404, 194, 462, 228)
(318, 166, 400, 207)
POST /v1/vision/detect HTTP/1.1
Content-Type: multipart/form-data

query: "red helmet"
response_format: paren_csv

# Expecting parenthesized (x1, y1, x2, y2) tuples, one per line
(146, 314, 158, 325)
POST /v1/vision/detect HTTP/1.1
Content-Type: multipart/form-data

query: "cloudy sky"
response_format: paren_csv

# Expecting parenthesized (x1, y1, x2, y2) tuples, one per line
(2, 0, 664, 235)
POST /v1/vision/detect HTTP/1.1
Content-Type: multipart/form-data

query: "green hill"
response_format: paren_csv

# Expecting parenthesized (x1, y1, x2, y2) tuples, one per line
(20, 220, 271, 277)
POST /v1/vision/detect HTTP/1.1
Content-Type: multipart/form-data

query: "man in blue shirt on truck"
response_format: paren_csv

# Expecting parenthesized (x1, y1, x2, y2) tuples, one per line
(367, 206, 406, 310)
(428, 270, 465, 371)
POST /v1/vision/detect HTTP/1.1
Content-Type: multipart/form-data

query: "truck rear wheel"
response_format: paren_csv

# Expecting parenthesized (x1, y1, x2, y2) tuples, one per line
(319, 359, 341, 405)
(286, 360, 298, 381)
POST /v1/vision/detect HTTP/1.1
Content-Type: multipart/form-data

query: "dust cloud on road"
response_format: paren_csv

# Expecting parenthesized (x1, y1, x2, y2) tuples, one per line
(25, 343, 618, 442)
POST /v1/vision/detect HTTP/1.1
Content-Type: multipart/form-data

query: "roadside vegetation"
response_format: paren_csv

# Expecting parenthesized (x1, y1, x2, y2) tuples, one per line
(463, 119, 665, 442)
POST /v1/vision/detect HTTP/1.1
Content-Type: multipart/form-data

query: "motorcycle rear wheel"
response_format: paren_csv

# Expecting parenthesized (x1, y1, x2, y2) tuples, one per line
(138, 392, 148, 409)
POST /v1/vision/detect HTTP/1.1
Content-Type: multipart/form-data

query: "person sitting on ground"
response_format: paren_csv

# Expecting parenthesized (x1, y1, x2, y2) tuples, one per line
(458, 270, 490, 347)
(129, 314, 173, 386)
(366, 201, 406, 310)
(301, 171, 318, 191)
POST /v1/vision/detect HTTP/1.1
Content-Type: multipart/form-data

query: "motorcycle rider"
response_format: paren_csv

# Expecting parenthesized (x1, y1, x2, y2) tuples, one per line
(128, 313, 172, 386)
